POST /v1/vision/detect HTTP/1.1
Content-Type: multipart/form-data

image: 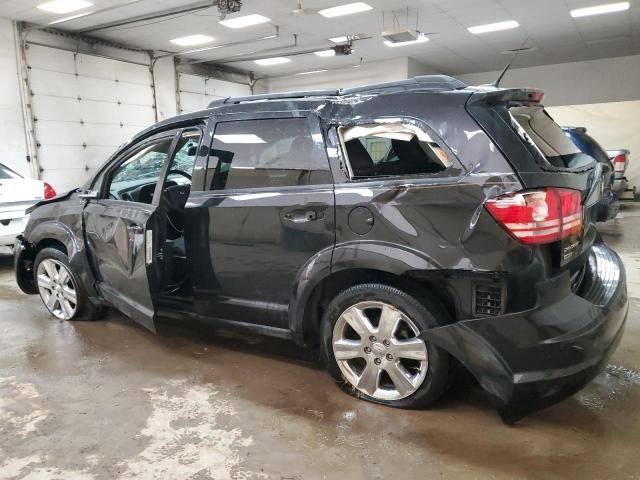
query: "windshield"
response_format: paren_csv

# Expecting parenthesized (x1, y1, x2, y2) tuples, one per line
(0, 163, 22, 180)
(507, 106, 594, 169)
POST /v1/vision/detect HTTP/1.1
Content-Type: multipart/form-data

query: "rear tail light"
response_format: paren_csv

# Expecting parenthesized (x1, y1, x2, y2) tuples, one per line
(613, 154, 626, 173)
(44, 182, 56, 199)
(485, 188, 582, 245)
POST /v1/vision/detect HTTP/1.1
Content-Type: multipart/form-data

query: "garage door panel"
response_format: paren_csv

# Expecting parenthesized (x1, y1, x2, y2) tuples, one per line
(117, 104, 156, 126)
(178, 73, 251, 113)
(39, 145, 116, 170)
(31, 96, 82, 121)
(30, 70, 78, 98)
(180, 92, 209, 114)
(76, 55, 151, 85)
(26, 45, 75, 74)
(179, 73, 206, 92)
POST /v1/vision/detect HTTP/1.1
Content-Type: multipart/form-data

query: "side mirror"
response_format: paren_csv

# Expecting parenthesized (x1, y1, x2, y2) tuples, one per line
(77, 190, 98, 199)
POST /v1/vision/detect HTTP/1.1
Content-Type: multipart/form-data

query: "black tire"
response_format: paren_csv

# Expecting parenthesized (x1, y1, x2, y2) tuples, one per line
(320, 283, 451, 409)
(33, 247, 106, 321)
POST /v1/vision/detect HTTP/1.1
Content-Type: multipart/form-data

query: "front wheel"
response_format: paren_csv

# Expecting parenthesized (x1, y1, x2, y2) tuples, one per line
(320, 283, 451, 409)
(34, 247, 106, 321)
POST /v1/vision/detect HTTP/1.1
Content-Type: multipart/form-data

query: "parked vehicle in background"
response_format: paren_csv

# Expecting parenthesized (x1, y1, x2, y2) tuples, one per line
(563, 127, 618, 221)
(0, 163, 56, 246)
(607, 149, 631, 196)
(14, 76, 628, 423)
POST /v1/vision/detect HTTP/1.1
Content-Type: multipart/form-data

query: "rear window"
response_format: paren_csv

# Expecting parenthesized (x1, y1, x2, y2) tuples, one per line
(564, 129, 611, 165)
(0, 163, 22, 179)
(507, 106, 594, 169)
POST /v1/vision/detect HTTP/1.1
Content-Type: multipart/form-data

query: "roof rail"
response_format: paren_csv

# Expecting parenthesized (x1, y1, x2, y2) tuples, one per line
(206, 75, 466, 108)
(207, 89, 339, 108)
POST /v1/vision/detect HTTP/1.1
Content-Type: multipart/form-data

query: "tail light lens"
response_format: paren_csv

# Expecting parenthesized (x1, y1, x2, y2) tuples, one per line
(613, 154, 626, 173)
(485, 188, 582, 245)
(44, 182, 56, 199)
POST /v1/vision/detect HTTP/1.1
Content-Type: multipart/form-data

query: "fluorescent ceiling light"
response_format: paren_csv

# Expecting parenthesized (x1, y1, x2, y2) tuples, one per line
(570, 2, 629, 17)
(48, 11, 92, 24)
(170, 35, 215, 47)
(468, 20, 519, 34)
(319, 2, 372, 18)
(38, 0, 92, 14)
(219, 14, 271, 29)
(215, 134, 265, 144)
(314, 49, 336, 57)
(329, 36, 349, 43)
(254, 57, 291, 66)
(384, 35, 429, 47)
(296, 69, 330, 75)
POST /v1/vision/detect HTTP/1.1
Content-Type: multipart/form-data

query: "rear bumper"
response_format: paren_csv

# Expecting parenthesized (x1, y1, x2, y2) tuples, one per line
(421, 243, 628, 423)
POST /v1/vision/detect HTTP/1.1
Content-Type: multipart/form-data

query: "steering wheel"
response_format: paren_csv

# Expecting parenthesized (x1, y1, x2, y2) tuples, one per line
(166, 169, 191, 180)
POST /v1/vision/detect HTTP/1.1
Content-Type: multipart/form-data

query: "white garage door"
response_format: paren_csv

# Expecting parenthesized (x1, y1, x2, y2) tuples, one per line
(26, 44, 156, 192)
(178, 73, 251, 114)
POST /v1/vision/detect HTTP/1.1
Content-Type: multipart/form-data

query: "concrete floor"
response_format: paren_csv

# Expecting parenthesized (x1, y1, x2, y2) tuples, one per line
(1, 208, 640, 480)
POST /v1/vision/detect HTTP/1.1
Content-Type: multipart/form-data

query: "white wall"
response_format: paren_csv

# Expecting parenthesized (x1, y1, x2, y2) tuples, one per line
(0, 18, 28, 176)
(457, 55, 640, 107)
(153, 56, 178, 121)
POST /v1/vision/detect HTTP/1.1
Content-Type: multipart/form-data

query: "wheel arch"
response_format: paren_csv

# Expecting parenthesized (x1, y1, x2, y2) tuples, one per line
(289, 242, 458, 347)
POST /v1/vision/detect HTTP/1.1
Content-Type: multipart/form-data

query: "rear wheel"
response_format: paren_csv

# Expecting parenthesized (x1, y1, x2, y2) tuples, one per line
(320, 283, 451, 409)
(34, 248, 106, 321)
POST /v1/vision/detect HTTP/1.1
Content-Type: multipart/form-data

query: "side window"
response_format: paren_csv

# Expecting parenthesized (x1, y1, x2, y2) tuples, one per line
(339, 122, 453, 179)
(207, 117, 332, 190)
(164, 129, 201, 187)
(107, 138, 174, 203)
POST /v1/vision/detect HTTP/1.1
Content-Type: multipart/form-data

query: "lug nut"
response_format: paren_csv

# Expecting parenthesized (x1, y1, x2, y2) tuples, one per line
(364, 347, 371, 354)
(383, 339, 390, 346)
(386, 354, 393, 361)
(374, 358, 381, 365)
(369, 336, 377, 342)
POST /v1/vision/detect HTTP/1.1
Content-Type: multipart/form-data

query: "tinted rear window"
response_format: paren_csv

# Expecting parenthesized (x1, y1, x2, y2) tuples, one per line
(507, 106, 594, 169)
(0, 164, 21, 179)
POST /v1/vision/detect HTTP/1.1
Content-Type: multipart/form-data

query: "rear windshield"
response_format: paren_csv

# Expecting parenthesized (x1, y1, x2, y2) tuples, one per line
(563, 129, 611, 165)
(0, 163, 22, 179)
(506, 106, 594, 170)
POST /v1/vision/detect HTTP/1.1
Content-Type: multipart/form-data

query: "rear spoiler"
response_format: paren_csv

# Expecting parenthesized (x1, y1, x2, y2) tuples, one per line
(468, 88, 545, 107)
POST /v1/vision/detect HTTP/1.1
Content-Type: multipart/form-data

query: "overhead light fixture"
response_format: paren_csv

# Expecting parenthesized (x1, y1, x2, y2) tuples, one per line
(48, 11, 92, 24)
(329, 36, 349, 43)
(215, 134, 266, 144)
(315, 49, 336, 57)
(38, 0, 92, 14)
(219, 14, 271, 29)
(170, 35, 215, 47)
(384, 35, 429, 47)
(570, 2, 629, 18)
(318, 2, 372, 18)
(468, 20, 519, 34)
(254, 57, 291, 66)
(295, 69, 330, 75)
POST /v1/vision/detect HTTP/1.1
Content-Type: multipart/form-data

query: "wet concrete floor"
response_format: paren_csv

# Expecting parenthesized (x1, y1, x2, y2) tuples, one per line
(1, 206, 640, 479)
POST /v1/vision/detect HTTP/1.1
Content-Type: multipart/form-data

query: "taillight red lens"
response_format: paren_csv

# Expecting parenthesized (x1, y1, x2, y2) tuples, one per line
(613, 154, 626, 172)
(485, 188, 582, 245)
(44, 182, 56, 199)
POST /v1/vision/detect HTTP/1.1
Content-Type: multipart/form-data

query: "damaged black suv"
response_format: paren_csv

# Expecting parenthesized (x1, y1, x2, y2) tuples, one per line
(15, 76, 628, 422)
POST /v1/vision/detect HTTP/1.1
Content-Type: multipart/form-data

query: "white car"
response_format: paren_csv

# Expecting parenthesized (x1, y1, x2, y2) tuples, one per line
(0, 163, 56, 246)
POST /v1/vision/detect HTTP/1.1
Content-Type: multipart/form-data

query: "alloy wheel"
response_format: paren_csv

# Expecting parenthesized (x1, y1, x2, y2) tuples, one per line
(332, 301, 429, 401)
(36, 259, 78, 320)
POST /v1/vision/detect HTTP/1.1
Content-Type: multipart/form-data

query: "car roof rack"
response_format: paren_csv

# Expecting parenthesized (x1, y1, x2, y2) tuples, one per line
(207, 75, 466, 108)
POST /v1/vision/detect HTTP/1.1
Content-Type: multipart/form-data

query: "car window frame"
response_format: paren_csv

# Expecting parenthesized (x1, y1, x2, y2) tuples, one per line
(330, 116, 462, 183)
(203, 110, 333, 194)
(98, 129, 180, 206)
(157, 126, 205, 191)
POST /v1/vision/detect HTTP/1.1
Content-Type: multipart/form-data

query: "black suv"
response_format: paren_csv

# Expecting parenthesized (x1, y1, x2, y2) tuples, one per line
(14, 76, 627, 422)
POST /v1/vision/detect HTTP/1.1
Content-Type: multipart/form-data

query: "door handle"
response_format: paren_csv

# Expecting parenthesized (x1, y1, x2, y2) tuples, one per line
(284, 210, 320, 223)
(127, 224, 144, 234)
